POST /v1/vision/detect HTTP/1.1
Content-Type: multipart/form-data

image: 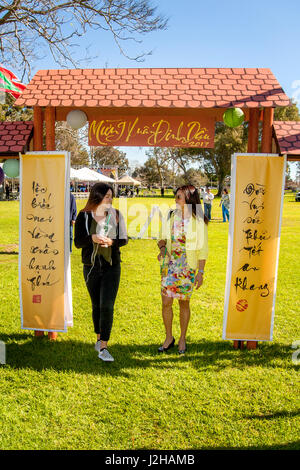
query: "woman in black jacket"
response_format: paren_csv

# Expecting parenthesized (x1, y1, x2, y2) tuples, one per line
(75, 183, 128, 362)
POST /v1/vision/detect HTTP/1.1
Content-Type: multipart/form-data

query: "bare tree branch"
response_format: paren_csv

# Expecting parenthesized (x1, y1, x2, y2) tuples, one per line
(0, 0, 168, 80)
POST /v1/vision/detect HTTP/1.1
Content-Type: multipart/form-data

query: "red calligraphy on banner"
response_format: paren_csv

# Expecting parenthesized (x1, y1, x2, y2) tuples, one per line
(88, 114, 215, 148)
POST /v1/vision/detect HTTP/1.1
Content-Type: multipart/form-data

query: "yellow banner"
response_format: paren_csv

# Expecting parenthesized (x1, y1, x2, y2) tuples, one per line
(19, 152, 72, 332)
(223, 154, 286, 341)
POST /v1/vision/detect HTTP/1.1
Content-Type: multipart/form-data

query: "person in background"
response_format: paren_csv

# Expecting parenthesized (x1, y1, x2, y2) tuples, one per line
(161, 186, 165, 197)
(75, 183, 128, 362)
(219, 188, 230, 222)
(70, 192, 77, 252)
(5, 182, 10, 200)
(157, 185, 208, 355)
(203, 185, 214, 221)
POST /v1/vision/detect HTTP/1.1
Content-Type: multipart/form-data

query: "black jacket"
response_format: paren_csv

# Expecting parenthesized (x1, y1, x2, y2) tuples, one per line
(74, 209, 128, 266)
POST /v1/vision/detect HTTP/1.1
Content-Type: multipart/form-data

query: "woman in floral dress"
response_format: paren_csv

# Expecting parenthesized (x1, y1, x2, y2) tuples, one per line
(157, 185, 208, 354)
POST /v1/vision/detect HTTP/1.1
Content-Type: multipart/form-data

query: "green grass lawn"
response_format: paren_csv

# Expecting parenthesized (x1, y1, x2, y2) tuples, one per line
(0, 193, 299, 450)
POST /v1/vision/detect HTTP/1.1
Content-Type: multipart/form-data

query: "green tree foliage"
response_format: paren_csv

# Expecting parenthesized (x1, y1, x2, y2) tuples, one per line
(274, 101, 300, 185)
(175, 168, 208, 188)
(196, 123, 248, 196)
(133, 156, 167, 187)
(274, 100, 300, 121)
(55, 122, 89, 167)
(91, 146, 129, 175)
(166, 148, 200, 184)
(144, 148, 172, 187)
(143, 133, 246, 195)
(0, 95, 89, 166)
(136, 147, 207, 188)
(193, 102, 300, 194)
(0, 93, 32, 121)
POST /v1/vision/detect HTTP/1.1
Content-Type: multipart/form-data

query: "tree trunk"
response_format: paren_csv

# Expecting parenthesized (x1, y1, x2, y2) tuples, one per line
(217, 174, 225, 197)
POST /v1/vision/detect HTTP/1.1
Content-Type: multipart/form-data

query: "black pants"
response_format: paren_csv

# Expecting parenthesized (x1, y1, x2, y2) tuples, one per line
(83, 256, 121, 341)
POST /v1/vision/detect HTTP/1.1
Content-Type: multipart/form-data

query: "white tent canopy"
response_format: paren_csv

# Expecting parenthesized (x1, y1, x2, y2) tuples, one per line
(70, 168, 81, 180)
(72, 167, 115, 183)
(117, 175, 141, 186)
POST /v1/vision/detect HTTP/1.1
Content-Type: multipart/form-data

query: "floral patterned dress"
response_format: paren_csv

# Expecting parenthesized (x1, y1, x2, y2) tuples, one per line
(161, 213, 196, 300)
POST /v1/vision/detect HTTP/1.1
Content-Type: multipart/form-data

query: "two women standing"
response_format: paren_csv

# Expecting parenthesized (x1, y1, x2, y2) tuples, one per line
(75, 183, 208, 361)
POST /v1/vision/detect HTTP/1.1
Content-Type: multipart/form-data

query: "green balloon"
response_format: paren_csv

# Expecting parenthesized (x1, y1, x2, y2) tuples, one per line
(223, 108, 244, 128)
(3, 159, 20, 178)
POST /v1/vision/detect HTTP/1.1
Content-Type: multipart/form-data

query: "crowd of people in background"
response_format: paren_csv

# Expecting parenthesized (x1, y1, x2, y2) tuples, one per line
(0, 182, 19, 200)
(0, 180, 230, 223)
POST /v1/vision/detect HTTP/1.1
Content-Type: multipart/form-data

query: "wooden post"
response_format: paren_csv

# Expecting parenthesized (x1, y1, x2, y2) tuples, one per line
(48, 331, 58, 340)
(45, 107, 56, 151)
(261, 107, 274, 153)
(34, 331, 45, 338)
(33, 107, 43, 151)
(247, 108, 260, 153)
(247, 341, 257, 350)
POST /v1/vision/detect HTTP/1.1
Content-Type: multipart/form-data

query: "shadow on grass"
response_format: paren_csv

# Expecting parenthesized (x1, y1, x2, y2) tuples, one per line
(242, 409, 300, 420)
(136, 441, 300, 450)
(0, 332, 296, 377)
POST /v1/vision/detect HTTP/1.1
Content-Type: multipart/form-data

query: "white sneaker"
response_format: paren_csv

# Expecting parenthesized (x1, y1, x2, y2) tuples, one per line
(98, 348, 114, 362)
(95, 340, 101, 353)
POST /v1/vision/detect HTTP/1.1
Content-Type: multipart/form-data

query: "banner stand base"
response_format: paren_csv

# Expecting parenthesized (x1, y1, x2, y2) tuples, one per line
(48, 332, 58, 340)
(34, 330, 44, 338)
(34, 330, 58, 340)
(233, 340, 257, 350)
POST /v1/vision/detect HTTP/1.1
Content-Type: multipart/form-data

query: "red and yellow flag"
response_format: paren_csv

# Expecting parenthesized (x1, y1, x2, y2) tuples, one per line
(0, 66, 26, 99)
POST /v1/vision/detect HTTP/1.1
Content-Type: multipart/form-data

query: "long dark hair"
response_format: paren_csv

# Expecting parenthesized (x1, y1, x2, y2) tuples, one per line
(82, 183, 114, 212)
(175, 185, 209, 225)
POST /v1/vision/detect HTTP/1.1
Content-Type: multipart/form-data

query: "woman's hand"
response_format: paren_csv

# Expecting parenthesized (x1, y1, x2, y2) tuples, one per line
(100, 236, 113, 247)
(92, 234, 113, 246)
(194, 272, 204, 290)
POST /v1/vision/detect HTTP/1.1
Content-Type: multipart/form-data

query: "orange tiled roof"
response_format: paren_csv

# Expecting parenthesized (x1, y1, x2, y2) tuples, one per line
(15, 68, 290, 109)
(0, 121, 33, 154)
(273, 121, 300, 156)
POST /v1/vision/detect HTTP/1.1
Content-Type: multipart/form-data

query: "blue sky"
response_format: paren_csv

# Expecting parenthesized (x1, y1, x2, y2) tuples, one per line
(30, 0, 300, 176)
